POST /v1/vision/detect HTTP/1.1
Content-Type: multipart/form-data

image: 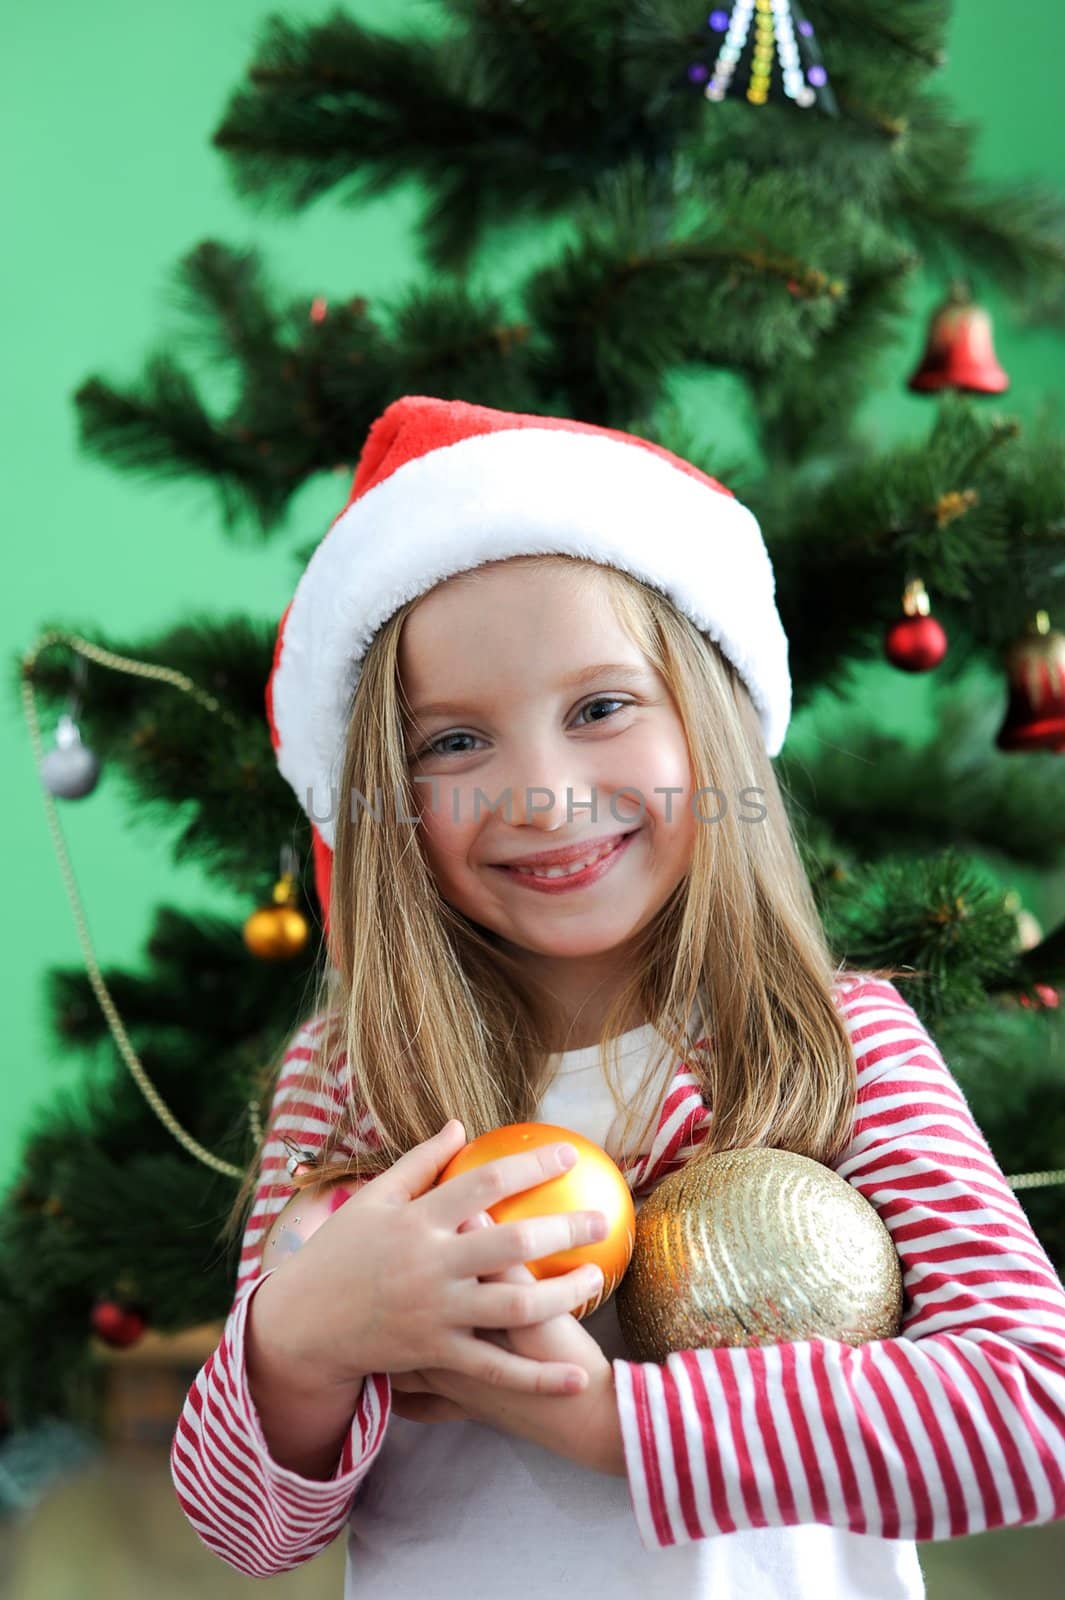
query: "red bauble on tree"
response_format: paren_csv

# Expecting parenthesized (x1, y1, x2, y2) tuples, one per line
(90, 1297, 147, 1349)
(884, 579, 948, 672)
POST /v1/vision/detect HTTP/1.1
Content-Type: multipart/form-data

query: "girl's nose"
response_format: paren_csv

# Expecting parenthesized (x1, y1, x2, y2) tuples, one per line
(507, 781, 592, 830)
(499, 746, 594, 830)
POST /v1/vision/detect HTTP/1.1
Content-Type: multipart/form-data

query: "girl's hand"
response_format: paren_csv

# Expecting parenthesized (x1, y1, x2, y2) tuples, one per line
(250, 1120, 610, 1399)
(459, 1207, 610, 1371)
(391, 1216, 626, 1476)
(383, 1211, 605, 1423)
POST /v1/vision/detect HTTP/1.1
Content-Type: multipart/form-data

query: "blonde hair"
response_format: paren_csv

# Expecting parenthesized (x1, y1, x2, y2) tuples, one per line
(224, 554, 901, 1247)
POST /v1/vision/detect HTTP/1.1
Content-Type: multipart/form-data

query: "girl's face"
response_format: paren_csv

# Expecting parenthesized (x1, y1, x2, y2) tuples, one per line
(399, 563, 697, 999)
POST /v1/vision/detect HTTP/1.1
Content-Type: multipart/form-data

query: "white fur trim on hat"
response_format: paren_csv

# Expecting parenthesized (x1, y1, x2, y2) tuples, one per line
(270, 427, 790, 848)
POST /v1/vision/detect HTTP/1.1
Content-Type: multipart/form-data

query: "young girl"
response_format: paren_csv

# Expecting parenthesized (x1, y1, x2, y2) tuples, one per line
(171, 395, 1065, 1598)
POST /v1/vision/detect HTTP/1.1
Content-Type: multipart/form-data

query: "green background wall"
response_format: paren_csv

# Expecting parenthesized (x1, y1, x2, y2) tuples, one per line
(5, 0, 1064, 1184)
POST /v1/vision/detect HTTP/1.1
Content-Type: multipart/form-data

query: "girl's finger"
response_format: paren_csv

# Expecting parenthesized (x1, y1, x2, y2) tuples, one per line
(482, 1260, 536, 1285)
(450, 1208, 607, 1278)
(457, 1211, 493, 1234)
(450, 1333, 588, 1395)
(460, 1265, 603, 1329)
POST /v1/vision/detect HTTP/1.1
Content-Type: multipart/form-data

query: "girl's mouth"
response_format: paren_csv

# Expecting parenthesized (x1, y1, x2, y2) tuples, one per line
(489, 829, 640, 894)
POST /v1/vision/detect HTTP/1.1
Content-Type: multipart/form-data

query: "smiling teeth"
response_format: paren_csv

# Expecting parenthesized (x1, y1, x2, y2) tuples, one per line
(511, 839, 621, 879)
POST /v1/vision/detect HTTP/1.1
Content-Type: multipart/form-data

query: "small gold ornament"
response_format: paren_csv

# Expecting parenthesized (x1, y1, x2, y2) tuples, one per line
(616, 1147, 903, 1361)
(243, 846, 310, 960)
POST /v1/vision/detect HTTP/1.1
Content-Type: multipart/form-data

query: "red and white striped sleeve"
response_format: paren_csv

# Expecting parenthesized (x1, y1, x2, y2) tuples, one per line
(169, 1014, 392, 1577)
(611, 974, 1065, 1549)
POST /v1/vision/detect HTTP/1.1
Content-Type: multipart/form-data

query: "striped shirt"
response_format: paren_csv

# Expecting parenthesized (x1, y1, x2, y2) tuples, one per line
(170, 975, 1065, 1590)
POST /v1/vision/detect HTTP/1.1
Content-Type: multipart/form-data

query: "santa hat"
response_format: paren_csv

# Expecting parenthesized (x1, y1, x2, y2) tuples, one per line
(265, 394, 791, 946)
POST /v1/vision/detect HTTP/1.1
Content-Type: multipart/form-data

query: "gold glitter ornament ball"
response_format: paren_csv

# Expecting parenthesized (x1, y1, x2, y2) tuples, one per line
(616, 1147, 903, 1362)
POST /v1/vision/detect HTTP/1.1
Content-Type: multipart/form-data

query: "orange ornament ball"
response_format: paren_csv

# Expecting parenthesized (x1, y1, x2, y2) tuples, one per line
(436, 1122, 635, 1316)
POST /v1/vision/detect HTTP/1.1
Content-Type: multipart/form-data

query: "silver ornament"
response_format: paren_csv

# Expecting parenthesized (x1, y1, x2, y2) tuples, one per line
(40, 713, 100, 799)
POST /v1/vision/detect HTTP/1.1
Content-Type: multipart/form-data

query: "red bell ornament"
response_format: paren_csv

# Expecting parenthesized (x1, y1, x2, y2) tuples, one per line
(995, 611, 1065, 753)
(884, 579, 948, 672)
(908, 281, 1009, 395)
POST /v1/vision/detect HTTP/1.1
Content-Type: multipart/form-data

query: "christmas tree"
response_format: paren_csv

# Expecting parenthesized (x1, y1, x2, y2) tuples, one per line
(5, 0, 1065, 1444)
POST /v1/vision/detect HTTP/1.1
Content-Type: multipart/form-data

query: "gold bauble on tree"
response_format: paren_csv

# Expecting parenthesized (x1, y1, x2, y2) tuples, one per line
(616, 1147, 903, 1362)
(243, 852, 310, 960)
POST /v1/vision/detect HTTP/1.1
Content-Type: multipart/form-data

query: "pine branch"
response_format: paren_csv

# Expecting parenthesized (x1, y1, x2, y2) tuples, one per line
(808, 0, 950, 69)
(73, 354, 277, 530)
(781, 674, 1065, 872)
(213, 10, 561, 273)
(757, 400, 1065, 663)
(525, 158, 884, 421)
(72, 241, 551, 529)
(747, 247, 917, 462)
(45, 906, 320, 1051)
(164, 240, 286, 377)
(819, 847, 1023, 1021)
(900, 176, 1065, 298)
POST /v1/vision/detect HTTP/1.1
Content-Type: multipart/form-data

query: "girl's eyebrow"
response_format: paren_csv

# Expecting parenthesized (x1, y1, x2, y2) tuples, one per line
(408, 661, 651, 720)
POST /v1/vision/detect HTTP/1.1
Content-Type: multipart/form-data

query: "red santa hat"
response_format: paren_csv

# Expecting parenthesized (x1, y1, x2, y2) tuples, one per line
(265, 394, 791, 947)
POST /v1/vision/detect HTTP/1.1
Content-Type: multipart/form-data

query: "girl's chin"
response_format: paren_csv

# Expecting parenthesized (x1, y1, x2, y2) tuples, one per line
(481, 921, 643, 961)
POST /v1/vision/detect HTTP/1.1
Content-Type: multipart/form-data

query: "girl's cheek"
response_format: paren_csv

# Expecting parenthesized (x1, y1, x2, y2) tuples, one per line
(414, 778, 468, 833)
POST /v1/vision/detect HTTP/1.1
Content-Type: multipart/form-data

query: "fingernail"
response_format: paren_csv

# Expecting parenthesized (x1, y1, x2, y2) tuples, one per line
(564, 1370, 586, 1393)
(558, 1144, 578, 1169)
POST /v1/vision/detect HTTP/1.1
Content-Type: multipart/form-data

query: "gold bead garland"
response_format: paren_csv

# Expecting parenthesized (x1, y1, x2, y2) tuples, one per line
(21, 629, 268, 1179)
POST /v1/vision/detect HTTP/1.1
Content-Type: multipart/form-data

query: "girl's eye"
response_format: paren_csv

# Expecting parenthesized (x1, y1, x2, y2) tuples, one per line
(575, 695, 629, 727)
(413, 697, 630, 760)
